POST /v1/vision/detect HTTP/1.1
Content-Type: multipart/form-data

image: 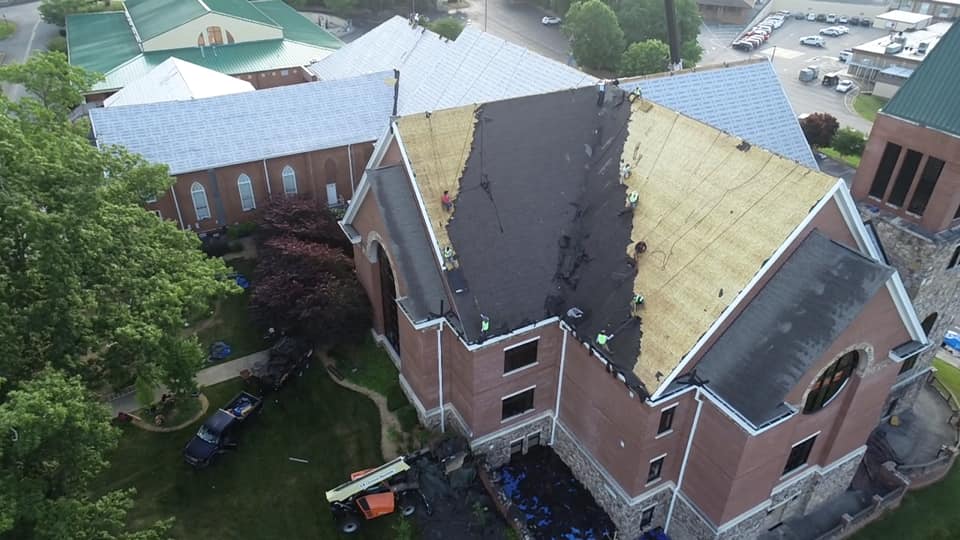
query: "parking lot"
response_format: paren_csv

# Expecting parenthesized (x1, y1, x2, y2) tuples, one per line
(702, 14, 888, 133)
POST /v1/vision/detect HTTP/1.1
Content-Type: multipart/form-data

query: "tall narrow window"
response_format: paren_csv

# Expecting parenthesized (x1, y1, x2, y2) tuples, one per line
(226, 30, 236, 44)
(647, 455, 665, 483)
(907, 156, 945, 215)
(282, 165, 298, 195)
(898, 354, 918, 375)
(783, 435, 817, 475)
(803, 351, 858, 413)
(197, 33, 205, 46)
(640, 506, 655, 528)
(657, 406, 676, 435)
(191, 182, 210, 220)
(237, 174, 256, 211)
(869, 143, 901, 199)
(207, 26, 224, 45)
(887, 149, 923, 208)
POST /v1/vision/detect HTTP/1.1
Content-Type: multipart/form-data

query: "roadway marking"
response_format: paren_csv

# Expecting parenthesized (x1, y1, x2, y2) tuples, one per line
(758, 47, 805, 59)
(22, 16, 40, 62)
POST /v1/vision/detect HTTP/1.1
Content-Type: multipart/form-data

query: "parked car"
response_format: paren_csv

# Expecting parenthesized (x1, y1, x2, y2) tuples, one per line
(794, 11, 806, 19)
(541, 16, 562, 25)
(183, 391, 262, 468)
(765, 17, 783, 28)
(806, 12, 816, 21)
(820, 27, 842, 36)
(860, 17, 872, 26)
(838, 15, 849, 23)
(816, 13, 827, 22)
(836, 80, 856, 93)
(834, 25, 850, 34)
(732, 40, 755, 51)
(850, 16, 861, 25)
(800, 36, 826, 47)
(798, 67, 818, 82)
(826, 13, 837, 23)
(839, 49, 853, 62)
(775, 10, 791, 16)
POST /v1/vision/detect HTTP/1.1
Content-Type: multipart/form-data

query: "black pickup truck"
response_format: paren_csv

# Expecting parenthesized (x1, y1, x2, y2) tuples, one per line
(183, 391, 262, 468)
(253, 337, 313, 392)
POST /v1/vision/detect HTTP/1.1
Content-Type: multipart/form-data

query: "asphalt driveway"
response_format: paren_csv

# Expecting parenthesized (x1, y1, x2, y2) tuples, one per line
(0, 1, 60, 99)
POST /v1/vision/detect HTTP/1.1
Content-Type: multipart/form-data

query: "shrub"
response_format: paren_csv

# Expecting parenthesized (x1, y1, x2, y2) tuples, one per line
(831, 127, 866, 157)
(227, 221, 258, 239)
(396, 405, 419, 432)
(386, 383, 408, 411)
(201, 235, 232, 257)
(800, 112, 840, 148)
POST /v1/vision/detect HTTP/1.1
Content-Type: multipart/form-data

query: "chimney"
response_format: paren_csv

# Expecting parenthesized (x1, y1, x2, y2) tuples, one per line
(663, 0, 682, 70)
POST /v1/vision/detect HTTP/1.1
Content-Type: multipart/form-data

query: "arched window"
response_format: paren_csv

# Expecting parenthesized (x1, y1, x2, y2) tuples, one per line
(282, 165, 298, 195)
(206, 26, 224, 45)
(237, 174, 255, 211)
(226, 30, 236, 44)
(803, 351, 859, 414)
(191, 182, 211, 220)
(922, 313, 939, 336)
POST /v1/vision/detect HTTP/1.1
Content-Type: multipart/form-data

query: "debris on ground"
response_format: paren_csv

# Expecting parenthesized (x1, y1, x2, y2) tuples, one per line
(493, 445, 615, 539)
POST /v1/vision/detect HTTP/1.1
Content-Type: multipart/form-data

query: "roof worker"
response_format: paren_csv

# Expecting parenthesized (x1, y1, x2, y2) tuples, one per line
(441, 190, 453, 212)
(619, 161, 632, 183)
(596, 79, 606, 106)
(631, 294, 645, 316)
(596, 331, 611, 350)
(633, 241, 647, 263)
(627, 191, 639, 209)
(628, 86, 642, 103)
(481, 315, 490, 334)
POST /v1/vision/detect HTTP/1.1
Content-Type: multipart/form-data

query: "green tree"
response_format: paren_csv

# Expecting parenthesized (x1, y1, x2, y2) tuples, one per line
(831, 127, 866, 156)
(38, 0, 98, 27)
(0, 61, 235, 396)
(428, 17, 465, 40)
(0, 52, 102, 116)
(680, 39, 703, 66)
(799, 112, 840, 148)
(0, 371, 171, 538)
(615, 0, 701, 50)
(620, 39, 669, 76)
(324, 0, 357, 15)
(563, 0, 625, 70)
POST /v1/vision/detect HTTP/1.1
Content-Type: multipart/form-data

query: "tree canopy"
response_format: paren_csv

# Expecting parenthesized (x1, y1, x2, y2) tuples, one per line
(428, 17, 466, 40)
(39, 0, 120, 27)
(620, 39, 669, 76)
(563, 0, 625, 71)
(0, 49, 231, 539)
(831, 127, 867, 156)
(615, 0, 702, 66)
(800, 112, 840, 148)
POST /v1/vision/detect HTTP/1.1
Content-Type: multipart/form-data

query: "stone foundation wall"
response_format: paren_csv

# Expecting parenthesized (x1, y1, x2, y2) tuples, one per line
(805, 451, 864, 513)
(474, 414, 554, 468)
(883, 371, 928, 419)
(670, 495, 718, 540)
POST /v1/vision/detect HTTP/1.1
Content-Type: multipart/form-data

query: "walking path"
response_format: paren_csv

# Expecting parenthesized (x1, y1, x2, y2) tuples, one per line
(108, 349, 269, 416)
(319, 352, 402, 461)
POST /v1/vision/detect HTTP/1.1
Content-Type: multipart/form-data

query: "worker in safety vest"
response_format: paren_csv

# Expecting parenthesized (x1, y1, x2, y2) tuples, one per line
(632, 294, 644, 316)
(627, 191, 639, 209)
(596, 332, 611, 350)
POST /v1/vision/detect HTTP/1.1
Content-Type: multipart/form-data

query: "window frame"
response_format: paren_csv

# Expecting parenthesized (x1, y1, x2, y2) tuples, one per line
(503, 338, 539, 376)
(640, 506, 656, 529)
(949, 247, 960, 270)
(782, 433, 818, 476)
(647, 454, 666, 484)
(190, 182, 211, 221)
(656, 404, 677, 437)
(206, 26, 224, 45)
(802, 350, 859, 414)
(500, 386, 536, 422)
(282, 165, 298, 195)
(898, 353, 918, 375)
(237, 173, 256, 211)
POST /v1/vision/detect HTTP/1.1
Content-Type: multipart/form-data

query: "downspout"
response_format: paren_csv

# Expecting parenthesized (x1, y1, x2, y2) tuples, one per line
(348, 144, 356, 198)
(551, 324, 569, 445)
(437, 319, 445, 433)
(665, 387, 704, 534)
(262, 160, 272, 197)
(170, 186, 185, 229)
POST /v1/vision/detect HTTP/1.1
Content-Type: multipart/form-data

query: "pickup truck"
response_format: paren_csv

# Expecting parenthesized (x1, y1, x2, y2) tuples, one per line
(183, 391, 262, 468)
(253, 337, 313, 392)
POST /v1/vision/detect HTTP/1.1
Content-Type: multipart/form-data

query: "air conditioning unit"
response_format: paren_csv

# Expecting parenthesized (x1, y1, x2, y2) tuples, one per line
(885, 42, 904, 55)
(918, 41, 929, 54)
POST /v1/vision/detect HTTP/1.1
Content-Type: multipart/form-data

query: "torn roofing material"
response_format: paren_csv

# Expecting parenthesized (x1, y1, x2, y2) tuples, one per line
(395, 85, 839, 395)
(620, 61, 818, 170)
(368, 165, 448, 323)
(308, 16, 595, 116)
(694, 231, 893, 427)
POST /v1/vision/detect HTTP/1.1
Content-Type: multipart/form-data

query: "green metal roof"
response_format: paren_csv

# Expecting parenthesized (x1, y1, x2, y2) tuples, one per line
(251, 0, 342, 49)
(882, 23, 960, 137)
(91, 39, 334, 92)
(125, 0, 207, 41)
(204, 0, 278, 27)
(66, 12, 141, 74)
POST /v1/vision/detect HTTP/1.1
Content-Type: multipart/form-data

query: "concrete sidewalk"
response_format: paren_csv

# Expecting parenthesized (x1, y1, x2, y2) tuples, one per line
(108, 349, 268, 415)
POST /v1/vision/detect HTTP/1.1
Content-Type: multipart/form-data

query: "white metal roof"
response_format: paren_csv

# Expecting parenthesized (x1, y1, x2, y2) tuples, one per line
(876, 10, 934, 24)
(103, 58, 256, 107)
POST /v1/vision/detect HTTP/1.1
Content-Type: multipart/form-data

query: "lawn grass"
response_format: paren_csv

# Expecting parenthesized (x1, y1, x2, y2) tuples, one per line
(851, 464, 960, 540)
(94, 368, 398, 539)
(933, 358, 960, 398)
(821, 147, 861, 168)
(194, 258, 267, 361)
(0, 20, 15, 41)
(137, 394, 203, 427)
(331, 337, 400, 398)
(853, 94, 888, 123)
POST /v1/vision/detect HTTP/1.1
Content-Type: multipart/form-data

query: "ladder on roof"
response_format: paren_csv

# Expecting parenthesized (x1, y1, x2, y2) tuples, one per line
(325, 456, 411, 503)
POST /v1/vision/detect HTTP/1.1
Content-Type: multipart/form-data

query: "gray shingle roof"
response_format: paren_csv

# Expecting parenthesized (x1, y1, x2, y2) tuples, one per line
(695, 231, 892, 427)
(308, 16, 596, 115)
(369, 165, 448, 323)
(90, 72, 396, 174)
(621, 61, 819, 170)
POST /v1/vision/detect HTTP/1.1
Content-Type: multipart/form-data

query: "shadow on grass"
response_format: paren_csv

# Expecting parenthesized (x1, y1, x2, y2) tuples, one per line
(94, 367, 400, 539)
(195, 258, 267, 362)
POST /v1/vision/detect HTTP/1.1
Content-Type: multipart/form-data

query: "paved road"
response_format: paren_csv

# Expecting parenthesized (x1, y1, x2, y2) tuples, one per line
(458, 0, 571, 63)
(701, 15, 887, 133)
(0, 1, 59, 99)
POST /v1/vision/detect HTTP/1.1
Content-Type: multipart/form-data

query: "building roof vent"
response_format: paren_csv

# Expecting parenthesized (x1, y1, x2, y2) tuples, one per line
(917, 41, 929, 54)
(885, 42, 904, 55)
